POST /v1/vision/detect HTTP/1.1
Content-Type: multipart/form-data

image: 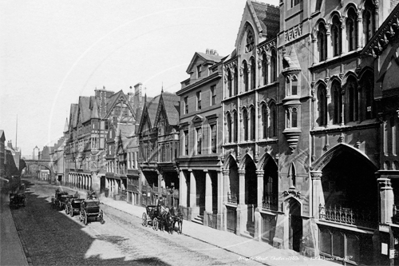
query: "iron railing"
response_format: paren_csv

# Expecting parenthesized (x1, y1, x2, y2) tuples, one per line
(319, 204, 376, 228)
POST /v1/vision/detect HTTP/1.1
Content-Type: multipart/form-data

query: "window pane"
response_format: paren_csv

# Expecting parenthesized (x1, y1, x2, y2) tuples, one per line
(319, 228, 331, 255)
(332, 231, 344, 258)
(346, 234, 359, 263)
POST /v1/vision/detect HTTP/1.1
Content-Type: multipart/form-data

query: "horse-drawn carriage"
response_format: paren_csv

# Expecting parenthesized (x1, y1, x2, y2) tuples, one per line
(65, 197, 84, 217)
(142, 205, 182, 233)
(9, 183, 26, 208)
(51, 189, 73, 210)
(79, 199, 105, 225)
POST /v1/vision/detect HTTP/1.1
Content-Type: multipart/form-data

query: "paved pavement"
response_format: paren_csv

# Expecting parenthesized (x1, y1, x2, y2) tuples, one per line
(0, 181, 29, 266)
(96, 196, 338, 266)
(4, 178, 339, 266)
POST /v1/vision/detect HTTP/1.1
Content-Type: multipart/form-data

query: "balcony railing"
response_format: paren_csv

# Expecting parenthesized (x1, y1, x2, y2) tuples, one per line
(319, 204, 376, 228)
(227, 192, 237, 204)
(262, 193, 278, 210)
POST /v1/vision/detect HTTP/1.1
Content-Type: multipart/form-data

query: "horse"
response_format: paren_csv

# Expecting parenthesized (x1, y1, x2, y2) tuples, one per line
(170, 206, 183, 234)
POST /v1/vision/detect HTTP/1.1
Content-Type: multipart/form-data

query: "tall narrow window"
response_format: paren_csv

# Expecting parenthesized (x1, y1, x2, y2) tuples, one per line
(184, 130, 189, 155)
(243, 108, 249, 141)
(251, 107, 256, 140)
(262, 53, 268, 85)
(292, 108, 298, 127)
(197, 65, 202, 78)
(234, 66, 238, 95)
(211, 85, 216, 106)
(270, 103, 277, 137)
(251, 57, 256, 90)
(332, 81, 342, 124)
(271, 49, 277, 82)
(363, 0, 376, 43)
(347, 8, 358, 51)
(289, 163, 296, 189)
(210, 124, 217, 153)
(243, 61, 249, 92)
(196, 91, 201, 110)
(262, 104, 268, 139)
(332, 16, 342, 56)
(317, 84, 328, 126)
(291, 76, 298, 95)
(233, 111, 238, 142)
(196, 127, 202, 155)
(227, 113, 232, 143)
(184, 97, 188, 114)
(227, 69, 232, 97)
(318, 23, 327, 61)
(347, 77, 358, 122)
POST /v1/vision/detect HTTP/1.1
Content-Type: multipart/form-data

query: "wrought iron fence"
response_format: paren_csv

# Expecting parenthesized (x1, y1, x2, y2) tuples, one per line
(319, 204, 376, 228)
(227, 192, 237, 204)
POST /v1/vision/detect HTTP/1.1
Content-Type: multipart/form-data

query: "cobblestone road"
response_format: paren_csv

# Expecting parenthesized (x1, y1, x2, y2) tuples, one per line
(11, 180, 265, 266)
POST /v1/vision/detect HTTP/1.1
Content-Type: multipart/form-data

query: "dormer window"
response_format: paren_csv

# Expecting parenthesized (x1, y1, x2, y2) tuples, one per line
(197, 65, 202, 78)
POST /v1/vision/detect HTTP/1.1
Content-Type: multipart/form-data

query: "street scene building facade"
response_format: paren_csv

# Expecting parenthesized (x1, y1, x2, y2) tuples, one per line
(177, 49, 225, 228)
(22, 1, 399, 265)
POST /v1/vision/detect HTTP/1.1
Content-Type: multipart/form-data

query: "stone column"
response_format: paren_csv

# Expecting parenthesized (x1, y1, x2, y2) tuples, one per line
(179, 170, 187, 207)
(311, 170, 323, 219)
(256, 170, 264, 208)
(326, 23, 332, 60)
(217, 170, 224, 230)
(189, 170, 196, 208)
(205, 170, 212, 213)
(238, 169, 245, 205)
(340, 16, 347, 54)
(356, 10, 363, 49)
(223, 169, 230, 204)
(255, 170, 264, 241)
(378, 176, 394, 224)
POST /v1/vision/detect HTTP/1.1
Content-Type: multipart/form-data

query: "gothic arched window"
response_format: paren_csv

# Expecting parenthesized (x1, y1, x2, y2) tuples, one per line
(317, 83, 328, 126)
(318, 22, 327, 61)
(331, 15, 342, 56)
(332, 80, 342, 124)
(347, 8, 358, 51)
(243, 61, 249, 92)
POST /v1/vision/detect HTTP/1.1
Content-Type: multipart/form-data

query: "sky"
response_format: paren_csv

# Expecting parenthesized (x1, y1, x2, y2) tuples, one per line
(0, 0, 279, 156)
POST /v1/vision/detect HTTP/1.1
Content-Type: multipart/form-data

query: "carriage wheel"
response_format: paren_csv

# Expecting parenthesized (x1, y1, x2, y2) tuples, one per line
(65, 206, 69, 215)
(84, 214, 88, 225)
(152, 218, 158, 231)
(142, 213, 147, 227)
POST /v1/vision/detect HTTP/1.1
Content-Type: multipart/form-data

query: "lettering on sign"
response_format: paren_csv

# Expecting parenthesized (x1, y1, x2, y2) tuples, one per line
(285, 24, 302, 42)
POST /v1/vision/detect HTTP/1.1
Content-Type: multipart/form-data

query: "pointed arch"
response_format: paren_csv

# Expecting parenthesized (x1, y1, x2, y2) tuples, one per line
(223, 154, 238, 170)
(256, 152, 277, 170)
(239, 153, 256, 170)
(312, 143, 377, 171)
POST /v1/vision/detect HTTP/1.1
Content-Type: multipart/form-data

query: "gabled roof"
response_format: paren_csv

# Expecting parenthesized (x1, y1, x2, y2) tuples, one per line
(0, 130, 5, 141)
(138, 95, 160, 133)
(186, 52, 224, 74)
(234, 0, 279, 48)
(78, 96, 91, 124)
(105, 90, 135, 120)
(154, 92, 180, 127)
(70, 104, 79, 128)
